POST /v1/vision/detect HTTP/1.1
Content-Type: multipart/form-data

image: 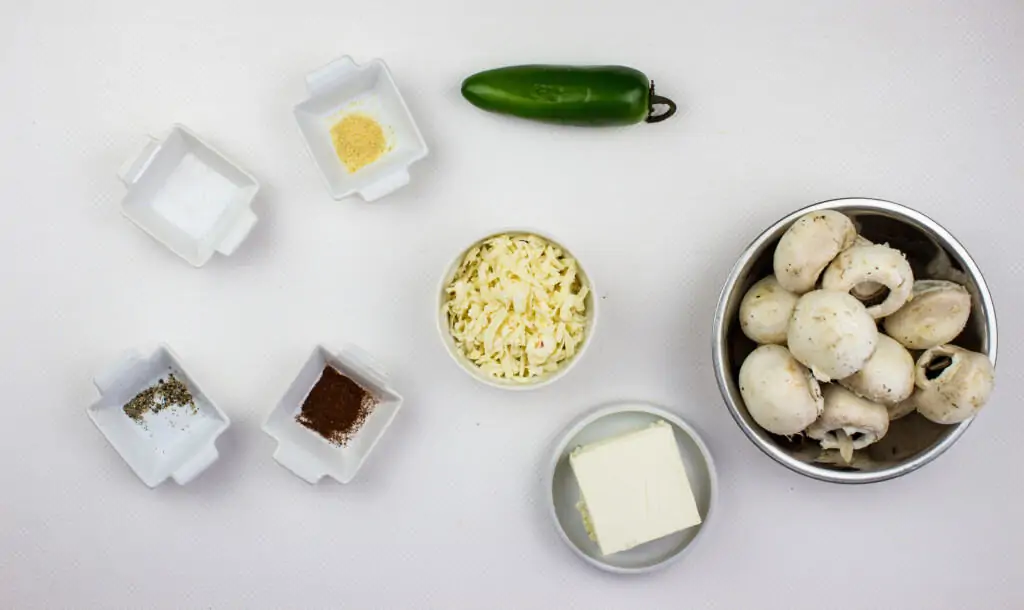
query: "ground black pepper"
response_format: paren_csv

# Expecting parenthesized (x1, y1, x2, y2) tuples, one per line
(123, 373, 197, 424)
(296, 366, 377, 446)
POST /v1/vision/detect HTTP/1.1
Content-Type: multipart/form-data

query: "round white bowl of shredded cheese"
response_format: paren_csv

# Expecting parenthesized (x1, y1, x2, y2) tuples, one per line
(437, 230, 598, 389)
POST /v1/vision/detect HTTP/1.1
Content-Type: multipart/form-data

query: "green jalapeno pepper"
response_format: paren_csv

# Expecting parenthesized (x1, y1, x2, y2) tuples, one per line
(461, 65, 677, 126)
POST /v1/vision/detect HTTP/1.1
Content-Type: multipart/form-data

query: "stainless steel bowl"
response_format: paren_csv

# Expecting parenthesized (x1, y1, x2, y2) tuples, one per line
(713, 198, 998, 483)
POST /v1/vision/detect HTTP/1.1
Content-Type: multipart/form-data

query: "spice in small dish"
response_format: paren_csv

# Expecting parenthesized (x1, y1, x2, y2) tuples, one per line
(330, 113, 388, 173)
(123, 373, 197, 425)
(296, 366, 378, 446)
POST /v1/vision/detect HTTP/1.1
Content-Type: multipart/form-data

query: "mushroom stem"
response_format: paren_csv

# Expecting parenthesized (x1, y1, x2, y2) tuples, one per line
(925, 355, 954, 380)
(836, 429, 854, 464)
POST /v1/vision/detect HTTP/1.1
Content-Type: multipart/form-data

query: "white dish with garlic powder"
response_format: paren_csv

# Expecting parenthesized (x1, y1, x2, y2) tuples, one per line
(294, 55, 428, 202)
(547, 402, 717, 574)
(437, 230, 598, 390)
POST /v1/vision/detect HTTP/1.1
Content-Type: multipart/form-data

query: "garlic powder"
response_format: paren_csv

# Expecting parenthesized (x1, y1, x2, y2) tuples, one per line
(330, 113, 387, 173)
(444, 234, 590, 382)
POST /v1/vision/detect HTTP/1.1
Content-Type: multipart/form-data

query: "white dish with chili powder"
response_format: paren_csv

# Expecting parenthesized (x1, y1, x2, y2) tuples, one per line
(262, 344, 403, 484)
(294, 55, 428, 202)
(437, 230, 598, 390)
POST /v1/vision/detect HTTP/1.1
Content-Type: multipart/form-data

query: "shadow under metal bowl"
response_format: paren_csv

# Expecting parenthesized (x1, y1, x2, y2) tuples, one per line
(712, 198, 998, 484)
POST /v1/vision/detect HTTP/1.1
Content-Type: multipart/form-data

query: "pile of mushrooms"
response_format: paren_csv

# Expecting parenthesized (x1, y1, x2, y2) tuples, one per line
(738, 210, 995, 464)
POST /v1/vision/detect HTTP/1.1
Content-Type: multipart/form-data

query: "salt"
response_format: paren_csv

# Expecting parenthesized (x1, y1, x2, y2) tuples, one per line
(149, 153, 237, 239)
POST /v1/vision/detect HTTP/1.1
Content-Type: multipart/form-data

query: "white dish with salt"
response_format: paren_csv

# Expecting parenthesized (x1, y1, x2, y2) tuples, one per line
(118, 124, 259, 266)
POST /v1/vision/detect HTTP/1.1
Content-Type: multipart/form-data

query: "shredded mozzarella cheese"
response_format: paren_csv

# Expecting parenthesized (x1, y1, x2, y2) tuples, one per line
(445, 234, 590, 382)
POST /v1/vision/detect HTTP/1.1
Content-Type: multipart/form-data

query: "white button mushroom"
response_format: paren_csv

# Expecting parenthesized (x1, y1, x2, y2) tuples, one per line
(887, 394, 920, 421)
(773, 210, 857, 294)
(849, 236, 886, 302)
(883, 280, 972, 350)
(821, 243, 914, 319)
(739, 344, 824, 436)
(806, 385, 890, 464)
(839, 334, 915, 409)
(739, 275, 799, 345)
(910, 345, 995, 424)
(787, 290, 879, 382)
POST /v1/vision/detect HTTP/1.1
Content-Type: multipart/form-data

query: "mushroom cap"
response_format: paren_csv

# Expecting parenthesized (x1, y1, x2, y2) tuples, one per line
(839, 334, 915, 406)
(806, 385, 890, 449)
(787, 290, 879, 381)
(821, 244, 914, 319)
(739, 275, 799, 345)
(773, 211, 857, 294)
(739, 344, 824, 436)
(883, 280, 972, 350)
(887, 393, 920, 421)
(912, 345, 995, 424)
(849, 236, 886, 301)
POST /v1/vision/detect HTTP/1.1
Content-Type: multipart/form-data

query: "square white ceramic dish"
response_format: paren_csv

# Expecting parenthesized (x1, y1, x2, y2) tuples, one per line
(87, 345, 231, 488)
(118, 124, 260, 267)
(263, 344, 403, 484)
(294, 56, 428, 201)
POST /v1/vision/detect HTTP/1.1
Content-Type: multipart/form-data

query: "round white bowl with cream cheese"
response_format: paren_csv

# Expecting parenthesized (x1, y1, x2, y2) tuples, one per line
(546, 402, 718, 574)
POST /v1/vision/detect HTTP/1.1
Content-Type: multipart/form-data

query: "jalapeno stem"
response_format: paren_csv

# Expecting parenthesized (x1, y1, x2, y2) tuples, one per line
(645, 81, 677, 123)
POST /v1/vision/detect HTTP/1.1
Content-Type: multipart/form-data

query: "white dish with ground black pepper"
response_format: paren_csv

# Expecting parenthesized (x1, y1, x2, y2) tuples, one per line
(87, 344, 231, 488)
(263, 344, 403, 484)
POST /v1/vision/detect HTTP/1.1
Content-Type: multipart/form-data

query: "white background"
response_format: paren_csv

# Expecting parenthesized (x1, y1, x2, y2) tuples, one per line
(1, 1, 1022, 608)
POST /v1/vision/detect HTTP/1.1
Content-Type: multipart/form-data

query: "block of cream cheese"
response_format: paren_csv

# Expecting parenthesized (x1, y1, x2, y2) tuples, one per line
(569, 420, 702, 556)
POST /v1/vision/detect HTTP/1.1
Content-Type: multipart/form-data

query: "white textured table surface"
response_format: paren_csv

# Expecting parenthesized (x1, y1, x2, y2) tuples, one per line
(2, 1, 1022, 608)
